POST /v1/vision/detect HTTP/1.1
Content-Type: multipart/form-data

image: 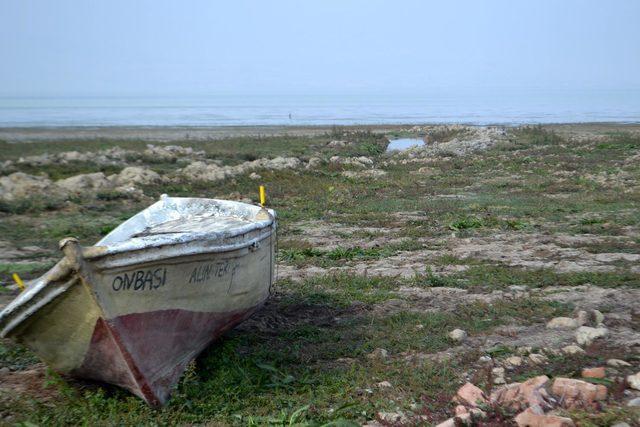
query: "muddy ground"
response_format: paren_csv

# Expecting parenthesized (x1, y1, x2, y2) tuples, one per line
(0, 124, 639, 426)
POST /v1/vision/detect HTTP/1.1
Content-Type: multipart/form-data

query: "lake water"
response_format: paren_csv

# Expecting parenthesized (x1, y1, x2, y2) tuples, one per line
(1, 89, 639, 127)
(386, 138, 425, 152)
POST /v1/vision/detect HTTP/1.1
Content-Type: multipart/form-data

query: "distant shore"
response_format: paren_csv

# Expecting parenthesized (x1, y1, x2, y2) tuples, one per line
(1, 122, 640, 143)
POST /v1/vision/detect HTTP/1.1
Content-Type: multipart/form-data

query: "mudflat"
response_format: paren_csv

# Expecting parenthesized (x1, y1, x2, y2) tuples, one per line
(0, 123, 639, 425)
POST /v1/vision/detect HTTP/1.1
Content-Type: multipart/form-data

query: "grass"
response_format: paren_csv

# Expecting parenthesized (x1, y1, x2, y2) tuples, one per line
(0, 124, 639, 424)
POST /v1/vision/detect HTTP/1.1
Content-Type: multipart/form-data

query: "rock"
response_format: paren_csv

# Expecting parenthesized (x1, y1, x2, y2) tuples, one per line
(528, 354, 547, 365)
(341, 169, 387, 179)
(112, 166, 161, 186)
(376, 381, 392, 388)
(576, 310, 589, 326)
(448, 329, 467, 342)
(0, 172, 59, 201)
(627, 372, 640, 390)
(551, 377, 607, 409)
(143, 144, 203, 161)
(376, 411, 408, 424)
(453, 382, 487, 407)
(478, 355, 492, 364)
(611, 423, 630, 427)
(582, 367, 606, 379)
(514, 407, 575, 427)
(562, 345, 585, 355)
(327, 140, 347, 148)
(56, 172, 112, 193)
(517, 346, 533, 356)
(575, 326, 608, 346)
(454, 405, 468, 416)
(628, 397, 640, 407)
(490, 375, 552, 411)
(492, 367, 506, 385)
(547, 317, 579, 329)
(329, 155, 374, 168)
(367, 348, 389, 361)
(607, 359, 632, 368)
(249, 172, 261, 180)
(0, 367, 9, 375)
(592, 309, 605, 326)
(306, 157, 323, 169)
(505, 356, 523, 368)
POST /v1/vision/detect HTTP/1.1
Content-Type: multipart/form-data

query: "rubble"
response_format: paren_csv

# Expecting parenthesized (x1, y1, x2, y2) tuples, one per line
(551, 377, 607, 409)
(575, 326, 608, 346)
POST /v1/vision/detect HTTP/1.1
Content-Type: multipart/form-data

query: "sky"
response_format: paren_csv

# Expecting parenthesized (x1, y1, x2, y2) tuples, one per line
(1, 0, 639, 97)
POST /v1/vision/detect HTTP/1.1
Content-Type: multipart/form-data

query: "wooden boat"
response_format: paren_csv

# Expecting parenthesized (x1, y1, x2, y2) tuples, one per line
(0, 195, 276, 406)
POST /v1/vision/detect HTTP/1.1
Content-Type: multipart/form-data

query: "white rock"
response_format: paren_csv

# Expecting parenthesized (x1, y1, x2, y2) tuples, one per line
(627, 372, 640, 391)
(575, 326, 608, 346)
(546, 317, 579, 329)
(628, 397, 640, 407)
(249, 172, 261, 180)
(528, 353, 548, 365)
(576, 310, 589, 326)
(492, 367, 506, 384)
(562, 345, 585, 355)
(112, 166, 161, 186)
(611, 423, 630, 427)
(505, 356, 523, 368)
(592, 309, 605, 326)
(449, 329, 467, 342)
(607, 359, 632, 368)
(56, 172, 112, 193)
(376, 381, 392, 388)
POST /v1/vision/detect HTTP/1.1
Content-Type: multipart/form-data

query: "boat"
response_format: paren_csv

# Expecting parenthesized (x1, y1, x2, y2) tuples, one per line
(0, 195, 276, 406)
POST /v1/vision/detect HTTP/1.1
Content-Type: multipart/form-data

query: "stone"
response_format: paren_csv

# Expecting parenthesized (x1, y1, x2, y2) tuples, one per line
(0, 367, 9, 375)
(528, 354, 547, 365)
(607, 359, 632, 368)
(448, 328, 467, 342)
(575, 326, 608, 346)
(112, 166, 161, 186)
(341, 169, 387, 179)
(517, 346, 533, 355)
(376, 381, 392, 388)
(367, 348, 389, 361)
(454, 405, 468, 416)
(514, 407, 575, 427)
(627, 372, 640, 390)
(306, 157, 323, 168)
(249, 172, 261, 180)
(592, 309, 605, 326)
(56, 172, 112, 193)
(547, 317, 579, 329)
(628, 397, 640, 407)
(582, 367, 606, 379)
(562, 345, 585, 355)
(492, 367, 506, 385)
(490, 375, 552, 411)
(453, 382, 487, 407)
(551, 377, 607, 409)
(611, 423, 630, 427)
(576, 310, 589, 326)
(505, 356, 523, 368)
(0, 172, 59, 201)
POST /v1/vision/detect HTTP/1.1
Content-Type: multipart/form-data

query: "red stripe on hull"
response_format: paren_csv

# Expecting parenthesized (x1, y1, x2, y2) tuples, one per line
(74, 305, 261, 405)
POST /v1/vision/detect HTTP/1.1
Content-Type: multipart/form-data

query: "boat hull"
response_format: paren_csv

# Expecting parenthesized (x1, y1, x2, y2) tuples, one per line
(6, 232, 275, 406)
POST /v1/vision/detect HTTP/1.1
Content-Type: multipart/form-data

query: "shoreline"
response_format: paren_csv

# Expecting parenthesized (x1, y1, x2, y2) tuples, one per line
(1, 122, 640, 142)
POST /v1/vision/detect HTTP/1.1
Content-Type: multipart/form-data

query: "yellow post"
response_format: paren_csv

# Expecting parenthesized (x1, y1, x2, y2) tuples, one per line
(12, 273, 25, 292)
(259, 185, 266, 207)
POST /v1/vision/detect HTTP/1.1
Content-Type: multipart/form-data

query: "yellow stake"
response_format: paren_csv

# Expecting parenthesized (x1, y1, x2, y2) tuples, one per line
(259, 185, 266, 207)
(12, 273, 25, 292)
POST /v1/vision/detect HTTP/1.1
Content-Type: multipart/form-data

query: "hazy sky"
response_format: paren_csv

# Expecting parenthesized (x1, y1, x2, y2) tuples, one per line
(1, 0, 639, 96)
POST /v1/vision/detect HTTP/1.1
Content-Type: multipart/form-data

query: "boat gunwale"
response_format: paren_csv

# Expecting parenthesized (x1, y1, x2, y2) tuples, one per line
(0, 196, 277, 338)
